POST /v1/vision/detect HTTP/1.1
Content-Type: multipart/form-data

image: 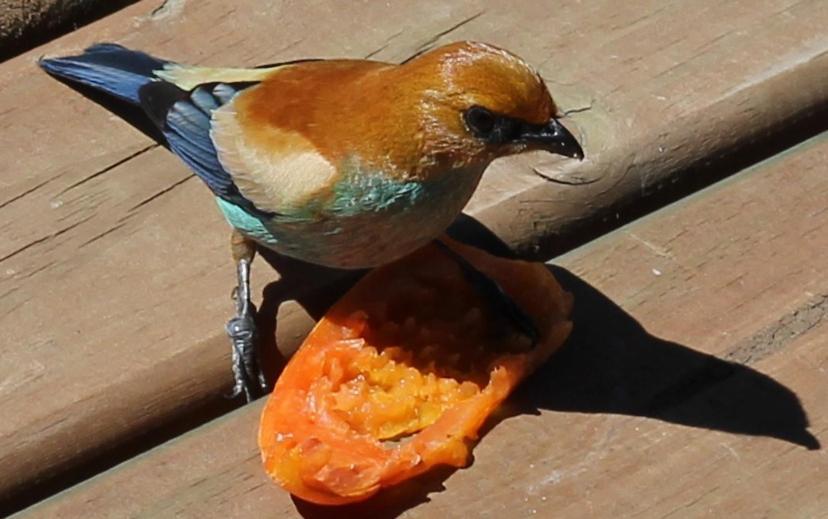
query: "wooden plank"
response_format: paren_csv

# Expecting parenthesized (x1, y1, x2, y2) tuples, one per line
(2, 0, 827, 507)
(26, 132, 828, 517)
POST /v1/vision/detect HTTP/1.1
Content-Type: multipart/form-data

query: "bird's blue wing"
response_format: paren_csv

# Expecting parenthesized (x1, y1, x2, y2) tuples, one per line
(40, 43, 169, 104)
(138, 80, 273, 218)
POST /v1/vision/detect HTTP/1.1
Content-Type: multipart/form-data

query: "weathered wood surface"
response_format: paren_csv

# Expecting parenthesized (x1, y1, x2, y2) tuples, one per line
(26, 132, 828, 518)
(1, 0, 827, 509)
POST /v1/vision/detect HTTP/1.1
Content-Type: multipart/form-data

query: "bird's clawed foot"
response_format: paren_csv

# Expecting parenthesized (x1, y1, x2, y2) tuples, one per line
(225, 257, 268, 402)
(435, 240, 539, 350)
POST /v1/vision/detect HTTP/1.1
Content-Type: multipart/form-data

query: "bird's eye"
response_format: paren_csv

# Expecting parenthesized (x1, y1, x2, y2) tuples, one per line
(464, 106, 496, 137)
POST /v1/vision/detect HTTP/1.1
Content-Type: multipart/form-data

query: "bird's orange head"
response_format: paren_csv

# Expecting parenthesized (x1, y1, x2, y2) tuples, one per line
(384, 41, 583, 177)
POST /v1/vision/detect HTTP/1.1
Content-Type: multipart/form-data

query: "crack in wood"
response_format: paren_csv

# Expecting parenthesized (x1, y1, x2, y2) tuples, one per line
(19, 261, 56, 280)
(0, 215, 93, 264)
(127, 175, 193, 211)
(57, 144, 158, 196)
(562, 103, 593, 116)
(412, 10, 486, 55)
(0, 287, 19, 303)
(532, 170, 602, 186)
(725, 294, 828, 365)
(78, 222, 129, 249)
(0, 178, 55, 210)
(364, 30, 404, 60)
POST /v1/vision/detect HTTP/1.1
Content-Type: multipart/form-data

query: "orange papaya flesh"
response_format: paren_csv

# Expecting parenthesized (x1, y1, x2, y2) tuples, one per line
(259, 239, 573, 505)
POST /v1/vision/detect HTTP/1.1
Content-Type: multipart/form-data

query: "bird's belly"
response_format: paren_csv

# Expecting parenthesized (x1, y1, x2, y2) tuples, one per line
(299, 206, 464, 268)
(219, 168, 483, 269)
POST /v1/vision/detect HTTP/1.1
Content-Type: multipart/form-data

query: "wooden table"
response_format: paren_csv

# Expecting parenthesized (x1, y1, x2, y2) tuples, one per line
(2, 0, 826, 516)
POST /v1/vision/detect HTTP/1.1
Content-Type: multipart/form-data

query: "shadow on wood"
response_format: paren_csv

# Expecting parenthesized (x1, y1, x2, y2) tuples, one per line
(517, 266, 820, 451)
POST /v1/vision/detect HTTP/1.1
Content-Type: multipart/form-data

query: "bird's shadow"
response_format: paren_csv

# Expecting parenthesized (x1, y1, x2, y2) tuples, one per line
(254, 215, 819, 518)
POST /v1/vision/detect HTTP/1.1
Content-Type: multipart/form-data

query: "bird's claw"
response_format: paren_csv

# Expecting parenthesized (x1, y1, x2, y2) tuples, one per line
(224, 256, 267, 402)
(225, 288, 267, 401)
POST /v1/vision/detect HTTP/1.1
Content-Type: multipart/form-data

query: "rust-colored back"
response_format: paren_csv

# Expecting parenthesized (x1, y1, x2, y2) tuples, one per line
(235, 42, 556, 180)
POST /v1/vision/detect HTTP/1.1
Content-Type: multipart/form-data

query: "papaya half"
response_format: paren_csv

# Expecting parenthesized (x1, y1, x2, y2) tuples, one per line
(259, 238, 573, 505)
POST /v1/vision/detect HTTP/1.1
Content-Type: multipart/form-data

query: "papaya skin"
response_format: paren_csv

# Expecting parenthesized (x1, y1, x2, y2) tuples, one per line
(259, 238, 573, 505)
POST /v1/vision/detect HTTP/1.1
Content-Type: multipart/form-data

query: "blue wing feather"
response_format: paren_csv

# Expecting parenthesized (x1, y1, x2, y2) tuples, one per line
(139, 81, 274, 218)
(39, 43, 169, 104)
(165, 99, 235, 195)
(190, 86, 220, 112)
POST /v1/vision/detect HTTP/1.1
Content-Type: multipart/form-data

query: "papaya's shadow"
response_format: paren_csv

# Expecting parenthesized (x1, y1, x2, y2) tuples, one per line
(257, 215, 818, 519)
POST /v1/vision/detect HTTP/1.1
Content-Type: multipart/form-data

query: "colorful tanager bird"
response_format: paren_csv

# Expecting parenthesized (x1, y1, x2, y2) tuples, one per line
(40, 41, 584, 400)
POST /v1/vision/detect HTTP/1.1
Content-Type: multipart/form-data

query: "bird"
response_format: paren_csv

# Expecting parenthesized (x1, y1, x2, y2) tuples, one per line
(40, 41, 584, 401)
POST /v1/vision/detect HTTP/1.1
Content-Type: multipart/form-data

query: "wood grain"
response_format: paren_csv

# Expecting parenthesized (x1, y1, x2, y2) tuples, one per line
(1, 0, 827, 508)
(26, 132, 828, 518)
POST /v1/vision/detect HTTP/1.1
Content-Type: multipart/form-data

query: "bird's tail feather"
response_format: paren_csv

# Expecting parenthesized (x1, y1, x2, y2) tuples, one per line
(39, 43, 170, 105)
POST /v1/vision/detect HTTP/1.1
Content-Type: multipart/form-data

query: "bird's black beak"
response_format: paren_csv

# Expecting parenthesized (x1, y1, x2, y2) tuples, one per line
(519, 118, 584, 160)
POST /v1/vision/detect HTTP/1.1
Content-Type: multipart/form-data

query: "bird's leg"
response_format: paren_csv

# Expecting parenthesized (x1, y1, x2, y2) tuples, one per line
(435, 239, 539, 351)
(225, 230, 268, 401)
